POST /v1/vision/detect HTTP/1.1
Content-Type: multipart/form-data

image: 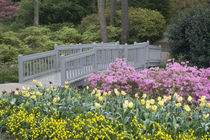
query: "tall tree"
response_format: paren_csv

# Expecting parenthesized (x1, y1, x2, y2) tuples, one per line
(98, 0, 108, 42)
(121, 0, 128, 44)
(110, 0, 116, 26)
(34, 0, 39, 26)
(0, 0, 18, 21)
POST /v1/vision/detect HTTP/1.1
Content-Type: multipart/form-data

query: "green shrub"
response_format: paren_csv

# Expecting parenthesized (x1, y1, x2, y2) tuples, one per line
(54, 27, 82, 44)
(0, 62, 18, 83)
(44, 22, 74, 32)
(19, 26, 58, 52)
(82, 25, 122, 43)
(17, 0, 93, 25)
(168, 5, 210, 68)
(80, 8, 166, 43)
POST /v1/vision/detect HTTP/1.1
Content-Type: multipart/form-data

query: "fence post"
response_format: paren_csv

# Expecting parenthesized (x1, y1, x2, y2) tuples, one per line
(124, 43, 128, 64)
(54, 44, 59, 71)
(18, 55, 24, 83)
(93, 47, 97, 71)
(144, 44, 150, 68)
(60, 55, 66, 85)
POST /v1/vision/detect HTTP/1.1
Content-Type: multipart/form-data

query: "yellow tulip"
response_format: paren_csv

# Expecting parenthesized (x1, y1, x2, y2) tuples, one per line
(91, 90, 96, 96)
(121, 91, 127, 96)
(152, 105, 157, 111)
(142, 94, 147, 99)
(177, 97, 183, 103)
(187, 96, 192, 102)
(124, 100, 129, 105)
(57, 97, 60, 101)
(150, 99, 155, 105)
(176, 103, 182, 108)
(103, 92, 107, 96)
(33, 79, 38, 83)
(123, 103, 127, 109)
(141, 99, 145, 105)
(128, 102, 134, 109)
(146, 103, 150, 109)
(95, 102, 101, 109)
(158, 100, 164, 107)
(96, 93, 101, 98)
(86, 86, 89, 90)
(114, 89, 120, 96)
(14, 90, 19, 95)
(146, 100, 150, 104)
(98, 96, 103, 102)
(184, 105, 191, 112)
(157, 97, 162, 101)
(204, 114, 209, 119)
(97, 90, 101, 94)
(108, 91, 111, 96)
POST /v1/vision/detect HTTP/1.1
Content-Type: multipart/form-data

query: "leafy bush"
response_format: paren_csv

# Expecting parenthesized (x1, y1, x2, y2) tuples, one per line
(87, 59, 210, 103)
(0, 81, 209, 139)
(168, 5, 210, 68)
(54, 27, 82, 44)
(0, 62, 18, 83)
(82, 25, 122, 43)
(80, 8, 166, 43)
(17, 0, 93, 25)
(44, 22, 74, 32)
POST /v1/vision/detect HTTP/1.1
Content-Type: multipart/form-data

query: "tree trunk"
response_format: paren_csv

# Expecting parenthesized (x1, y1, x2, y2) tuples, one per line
(34, 0, 39, 27)
(121, 0, 129, 44)
(110, 0, 116, 26)
(98, 0, 108, 43)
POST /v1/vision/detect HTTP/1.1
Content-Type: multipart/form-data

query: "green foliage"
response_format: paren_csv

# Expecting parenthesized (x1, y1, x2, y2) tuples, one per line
(82, 25, 122, 43)
(168, 5, 210, 68)
(54, 27, 82, 44)
(17, 0, 93, 25)
(128, 8, 166, 43)
(0, 62, 18, 83)
(44, 22, 74, 32)
(128, 0, 172, 20)
(80, 8, 166, 43)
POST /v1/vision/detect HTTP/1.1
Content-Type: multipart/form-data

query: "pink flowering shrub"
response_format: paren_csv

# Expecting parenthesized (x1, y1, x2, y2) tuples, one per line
(87, 59, 210, 103)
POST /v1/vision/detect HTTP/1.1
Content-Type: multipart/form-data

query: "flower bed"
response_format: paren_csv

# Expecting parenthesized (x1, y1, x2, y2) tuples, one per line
(87, 59, 210, 103)
(0, 79, 209, 139)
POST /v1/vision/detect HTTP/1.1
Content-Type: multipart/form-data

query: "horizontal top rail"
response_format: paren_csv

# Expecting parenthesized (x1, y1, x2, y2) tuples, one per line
(20, 50, 56, 61)
(61, 49, 94, 61)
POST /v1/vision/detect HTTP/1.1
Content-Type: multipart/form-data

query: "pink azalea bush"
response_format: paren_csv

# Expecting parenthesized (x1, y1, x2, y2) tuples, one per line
(87, 59, 210, 103)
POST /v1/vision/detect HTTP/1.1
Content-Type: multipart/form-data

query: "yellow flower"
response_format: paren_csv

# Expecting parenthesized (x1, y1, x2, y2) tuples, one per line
(31, 95, 36, 100)
(200, 96, 206, 103)
(123, 103, 127, 109)
(184, 105, 191, 112)
(50, 85, 53, 89)
(108, 91, 111, 96)
(14, 90, 19, 95)
(187, 96, 192, 102)
(53, 98, 57, 104)
(207, 103, 210, 108)
(98, 96, 103, 102)
(146, 103, 150, 109)
(152, 105, 157, 111)
(65, 85, 69, 89)
(177, 97, 183, 103)
(121, 91, 127, 96)
(141, 99, 145, 105)
(114, 89, 120, 96)
(150, 99, 155, 105)
(135, 93, 139, 98)
(200, 102, 205, 107)
(158, 100, 164, 107)
(204, 114, 209, 119)
(33, 79, 38, 83)
(10, 101, 14, 105)
(157, 97, 162, 101)
(146, 100, 150, 104)
(176, 103, 182, 108)
(173, 93, 179, 98)
(103, 92, 107, 96)
(22, 86, 26, 91)
(24, 92, 30, 97)
(25, 101, 29, 105)
(86, 86, 89, 90)
(96, 92, 101, 98)
(57, 97, 60, 101)
(95, 102, 101, 109)
(142, 94, 147, 99)
(46, 88, 49, 92)
(38, 81, 43, 87)
(97, 90, 101, 94)
(36, 91, 42, 96)
(124, 100, 129, 105)
(91, 90, 96, 96)
(47, 102, 51, 106)
(65, 81, 68, 85)
(128, 102, 134, 109)
(167, 96, 171, 101)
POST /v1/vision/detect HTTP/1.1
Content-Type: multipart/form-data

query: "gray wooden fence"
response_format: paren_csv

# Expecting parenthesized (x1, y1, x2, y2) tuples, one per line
(18, 41, 161, 85)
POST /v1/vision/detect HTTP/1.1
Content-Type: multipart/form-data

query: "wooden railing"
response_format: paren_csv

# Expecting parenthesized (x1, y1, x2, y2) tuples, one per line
(18, 41, 161, 85)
